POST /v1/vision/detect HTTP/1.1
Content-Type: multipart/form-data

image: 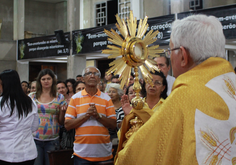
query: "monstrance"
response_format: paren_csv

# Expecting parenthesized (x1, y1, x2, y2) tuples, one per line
(102, 11, 163, 110)
(102, 11, 164, 153)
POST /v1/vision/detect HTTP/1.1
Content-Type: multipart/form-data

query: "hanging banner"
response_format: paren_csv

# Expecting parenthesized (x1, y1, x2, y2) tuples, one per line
(72, 14, 175, 54)
(17, 33, 70, 60)
(177, 4, 236, 39)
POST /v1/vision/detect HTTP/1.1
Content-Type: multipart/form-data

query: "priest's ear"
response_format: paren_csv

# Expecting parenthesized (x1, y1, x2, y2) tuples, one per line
(180, 46, 193, 68)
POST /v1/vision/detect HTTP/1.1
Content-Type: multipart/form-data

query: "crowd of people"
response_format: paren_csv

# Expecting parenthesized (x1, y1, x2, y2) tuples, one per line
(0, 14, 236, 165)
(0, 57, 171, 165)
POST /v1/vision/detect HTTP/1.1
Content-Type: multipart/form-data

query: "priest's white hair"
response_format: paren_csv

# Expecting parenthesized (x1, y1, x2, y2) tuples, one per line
(171, 14, 226, 64)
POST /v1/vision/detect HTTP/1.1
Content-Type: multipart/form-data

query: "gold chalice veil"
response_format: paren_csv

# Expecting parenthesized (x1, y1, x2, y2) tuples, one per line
(102, 11, 163, 160)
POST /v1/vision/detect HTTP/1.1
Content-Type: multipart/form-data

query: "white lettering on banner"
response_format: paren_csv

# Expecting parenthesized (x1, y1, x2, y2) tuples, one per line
(85, 23, 170, 42)
(150, 23, 172, 31)
(84, 22, 172, 48)
(86, 34, 97, 39)
(49, 45, 64, 49)
(27, 41, 46, 46)
(157, 32, 163, 39)
(29, 48, 36, 52)
(28, 44, 65, 52)
(86, 30, 122, 40)
(218, 14, 236, 30)
(86, 33, 108, 39)
(49, 39, 58, 43)
(218, 15, 236, 22)
(36, 46, 49, 51)
(93, 41, 107, 47)
(222, 23, 236, 30)
(26, 39, 58, 47)
(57, 48, 69, 54)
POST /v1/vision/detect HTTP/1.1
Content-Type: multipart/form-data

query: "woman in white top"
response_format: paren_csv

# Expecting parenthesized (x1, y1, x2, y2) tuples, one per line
(0, 69, 39, 165)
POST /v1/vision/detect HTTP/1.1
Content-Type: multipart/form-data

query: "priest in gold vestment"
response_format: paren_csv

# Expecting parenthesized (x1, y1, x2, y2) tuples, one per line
(115, 14, 236, 165)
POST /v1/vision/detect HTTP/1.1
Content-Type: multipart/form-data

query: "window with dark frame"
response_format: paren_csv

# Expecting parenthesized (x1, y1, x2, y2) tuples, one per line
(189, 0, 203, 10)
(95, 2, 107, 27)
(118, 0, 131, 20)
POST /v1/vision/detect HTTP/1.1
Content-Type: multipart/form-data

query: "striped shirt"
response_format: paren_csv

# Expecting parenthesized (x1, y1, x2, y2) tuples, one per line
(65, 89, 116, 162)
(116, 107, 124, 129)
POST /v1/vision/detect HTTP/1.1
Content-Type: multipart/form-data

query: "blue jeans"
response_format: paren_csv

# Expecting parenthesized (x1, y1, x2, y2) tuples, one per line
(74, 156, 113, 165)
(34, 139, 59, 165)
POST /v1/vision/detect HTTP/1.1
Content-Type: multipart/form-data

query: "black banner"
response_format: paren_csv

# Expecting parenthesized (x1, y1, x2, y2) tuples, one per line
(18, 33, 70, 60)
(177, 4, 236, 39)
(72, 14, 175, 54)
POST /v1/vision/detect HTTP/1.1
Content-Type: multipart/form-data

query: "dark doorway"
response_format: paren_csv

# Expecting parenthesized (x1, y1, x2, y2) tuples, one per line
(97, 59, 114, 80)
(29, 62, 67, 82)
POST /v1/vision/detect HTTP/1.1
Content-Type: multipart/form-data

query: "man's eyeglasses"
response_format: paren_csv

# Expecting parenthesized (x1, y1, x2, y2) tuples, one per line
(84, 72, 100, 77)
(163, 47, 181, 58)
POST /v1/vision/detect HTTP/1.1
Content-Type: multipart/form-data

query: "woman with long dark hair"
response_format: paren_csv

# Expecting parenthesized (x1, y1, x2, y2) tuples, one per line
(118, 71, 168, 141)
(140, 70, 167, 111)
(0, 70, 39, 165)
(65, 78, 76, 98)
(122, 70, 167, 114)
(29, 69, 66, 165)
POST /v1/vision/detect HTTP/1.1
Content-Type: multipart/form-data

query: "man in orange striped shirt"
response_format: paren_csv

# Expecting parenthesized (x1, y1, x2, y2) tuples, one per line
(65, 66, 116, 165)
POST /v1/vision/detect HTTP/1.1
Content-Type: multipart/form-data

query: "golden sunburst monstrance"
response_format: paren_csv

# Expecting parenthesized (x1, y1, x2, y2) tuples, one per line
(102, 11, 163, 110)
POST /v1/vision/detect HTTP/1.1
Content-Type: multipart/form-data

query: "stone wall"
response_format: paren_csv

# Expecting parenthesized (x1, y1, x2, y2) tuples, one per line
(0, 40, 16, 72)
(0, 0, 13, 40)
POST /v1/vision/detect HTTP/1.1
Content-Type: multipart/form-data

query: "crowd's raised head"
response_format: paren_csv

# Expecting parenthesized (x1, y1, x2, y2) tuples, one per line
(73, 81, 85, 93)
(76, 74, 83, 82)
(141, 70, 167, 99)
(56, 81, 68, 96)
(104, 69, 113, 83)
(36, 68, 57, 99)
(30, 81, 36, 93)
(82, 66, 101, 78)
(97, 80, 106, 92)
(21, 80, 29, 95)
(127, 72, 135, 86)
(111, 74, 120, 84)
(65, 78, 76, 96)
(154, 56, 170, 77)
(106, 83, 124, 98)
